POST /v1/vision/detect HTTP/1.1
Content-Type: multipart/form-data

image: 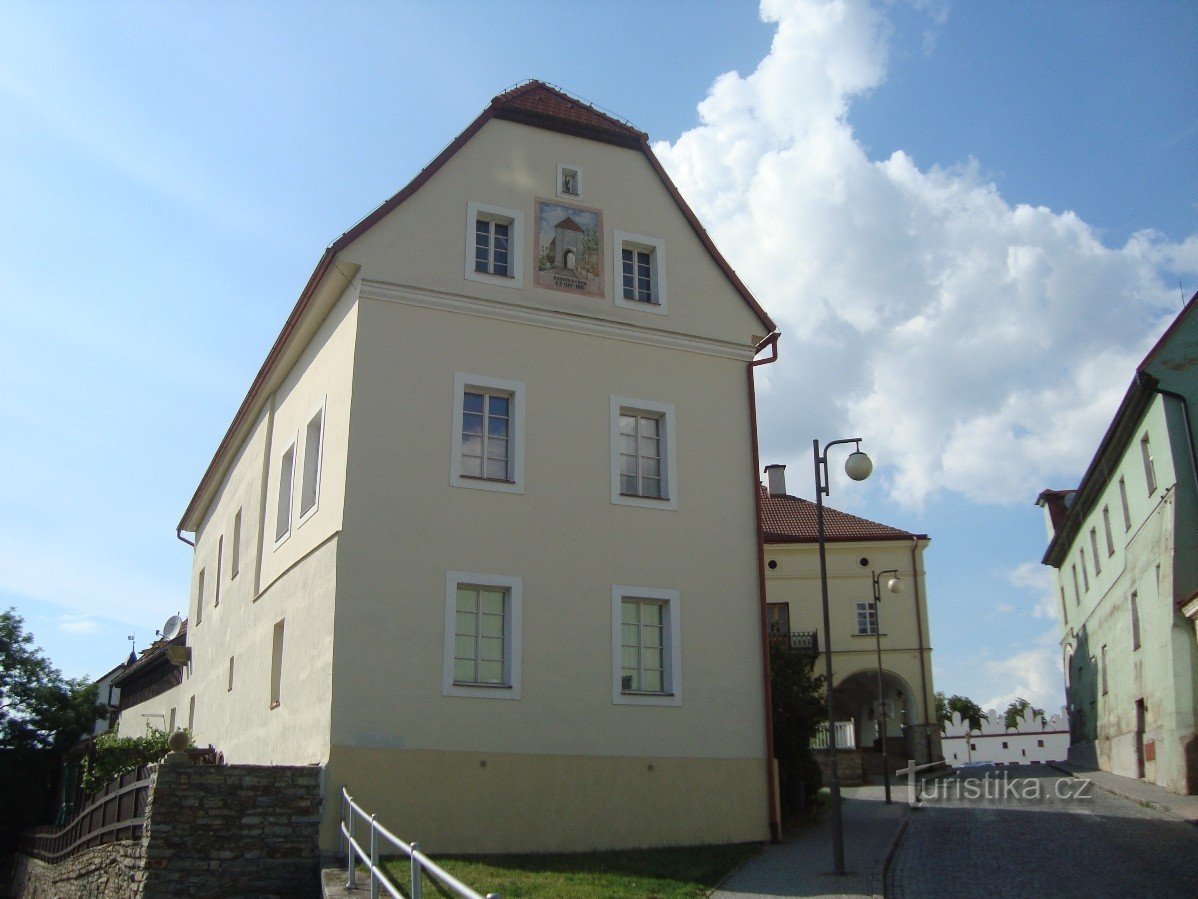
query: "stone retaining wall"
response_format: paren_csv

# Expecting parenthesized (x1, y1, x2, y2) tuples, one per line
(816, 749, 866, 786)
(10, 763, 321, 898)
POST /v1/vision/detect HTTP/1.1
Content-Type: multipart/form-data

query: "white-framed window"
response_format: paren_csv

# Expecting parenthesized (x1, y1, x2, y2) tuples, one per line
(610, 396, 678, 510)
(556, 163, 582, 199)
(464, 201, 524, 289)
(450, 373, 526, 494)
(612, 585, 681, 706)
(612, 230, 667, 314)
(1141, 433, 1157, 494)
(231, 508, 242, 579)
(195, 568, 205, 626)
(299, 401, 325, 523)
(274, 440, 296, 545)
(856, 601, 878, 635)
(442, 571, 522, 700)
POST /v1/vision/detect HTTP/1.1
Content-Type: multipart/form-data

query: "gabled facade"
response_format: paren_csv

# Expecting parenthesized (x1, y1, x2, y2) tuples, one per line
(1037, 292, 1198, 794)
(758, 465, 940, 765)
(127, 82, 780, 852)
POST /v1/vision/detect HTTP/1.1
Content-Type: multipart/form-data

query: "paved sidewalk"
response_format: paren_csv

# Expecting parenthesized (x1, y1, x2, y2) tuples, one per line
(711, 784, 909, 899)
(1049, 759, 1198, 823)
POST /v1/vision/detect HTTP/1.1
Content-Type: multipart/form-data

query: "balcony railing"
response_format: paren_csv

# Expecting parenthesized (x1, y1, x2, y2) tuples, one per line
(769, 630, 819, 653)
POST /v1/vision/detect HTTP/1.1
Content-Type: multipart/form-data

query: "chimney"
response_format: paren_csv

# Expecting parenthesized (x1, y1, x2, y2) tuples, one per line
(764, 464, 787, 497)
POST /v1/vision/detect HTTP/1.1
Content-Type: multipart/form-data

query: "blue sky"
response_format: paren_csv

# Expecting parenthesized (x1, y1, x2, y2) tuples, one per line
(2, 1, 1194, 715)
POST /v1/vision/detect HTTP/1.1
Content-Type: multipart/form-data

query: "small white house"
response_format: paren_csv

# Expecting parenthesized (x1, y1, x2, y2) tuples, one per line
(941, 707, 1070, 766)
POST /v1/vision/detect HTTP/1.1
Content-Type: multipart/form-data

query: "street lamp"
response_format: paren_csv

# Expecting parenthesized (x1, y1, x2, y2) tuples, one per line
(871, 569, 902, 804)
(813, 437, 871, 875)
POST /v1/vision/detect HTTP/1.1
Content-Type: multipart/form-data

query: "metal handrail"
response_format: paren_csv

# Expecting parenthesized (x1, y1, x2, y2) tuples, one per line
(340, 787, 500, 899)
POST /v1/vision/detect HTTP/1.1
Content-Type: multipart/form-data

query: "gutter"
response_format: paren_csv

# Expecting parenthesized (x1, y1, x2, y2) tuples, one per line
(748, 330, 781, 840)
(910, 536, 933, 760)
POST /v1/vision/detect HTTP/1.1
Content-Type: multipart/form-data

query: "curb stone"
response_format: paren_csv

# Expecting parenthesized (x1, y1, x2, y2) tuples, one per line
(1047, 761, 1198, 825)
(872, 808, 911, 898)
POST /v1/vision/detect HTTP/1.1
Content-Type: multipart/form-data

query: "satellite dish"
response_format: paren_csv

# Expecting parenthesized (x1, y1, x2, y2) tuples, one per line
(161, 615, 183, 641)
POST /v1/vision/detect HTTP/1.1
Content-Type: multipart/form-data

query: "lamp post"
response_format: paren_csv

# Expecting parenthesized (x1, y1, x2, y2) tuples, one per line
(814, 437, 872, 875)
(871, 569, 902, 804)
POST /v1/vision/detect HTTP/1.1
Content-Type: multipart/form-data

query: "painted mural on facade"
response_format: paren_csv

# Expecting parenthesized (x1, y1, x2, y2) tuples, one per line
(534, 199, 603, 297)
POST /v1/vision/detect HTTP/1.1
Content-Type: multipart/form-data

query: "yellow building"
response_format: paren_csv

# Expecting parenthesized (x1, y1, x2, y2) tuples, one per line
(126, 82, 781, 853)
(760, 465, 940, 766)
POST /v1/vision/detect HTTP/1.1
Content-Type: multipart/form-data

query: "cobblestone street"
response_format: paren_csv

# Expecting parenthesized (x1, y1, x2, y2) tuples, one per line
(887, 764, 1198, 897)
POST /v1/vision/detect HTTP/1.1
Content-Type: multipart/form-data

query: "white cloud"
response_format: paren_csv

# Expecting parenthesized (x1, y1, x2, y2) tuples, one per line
(1006, 561, 1058, 621)
(655, 0, 1197, 508)
(59, 616, 100, 635)
(983, 640, 1065, 715)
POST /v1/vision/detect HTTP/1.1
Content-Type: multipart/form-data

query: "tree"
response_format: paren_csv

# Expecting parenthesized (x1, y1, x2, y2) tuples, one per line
(1002, 697, 1046, 730)
(769, 640, 826, 818)
(1, 608, 102, 752)
(935, 691, 988, 732)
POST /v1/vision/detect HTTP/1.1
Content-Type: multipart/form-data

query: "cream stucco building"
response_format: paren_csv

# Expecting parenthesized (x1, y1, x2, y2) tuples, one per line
(1037, 292, 1198, 794)
(123, 82, 783, 853)
(758, 465, 940, 767)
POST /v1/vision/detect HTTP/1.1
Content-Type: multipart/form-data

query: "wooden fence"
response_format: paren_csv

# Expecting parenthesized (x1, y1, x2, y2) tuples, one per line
(22, 766, 151, 863)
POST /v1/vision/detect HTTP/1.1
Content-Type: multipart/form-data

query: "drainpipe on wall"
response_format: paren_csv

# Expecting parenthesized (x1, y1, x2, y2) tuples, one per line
(176, 528, 195, 548)
(910, 535, 934, 762)
(748, 331, 781, 841)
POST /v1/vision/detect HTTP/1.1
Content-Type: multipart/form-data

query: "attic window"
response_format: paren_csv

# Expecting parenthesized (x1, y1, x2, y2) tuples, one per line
(465, 201, 524, 290)
(612, 230, 667, 315)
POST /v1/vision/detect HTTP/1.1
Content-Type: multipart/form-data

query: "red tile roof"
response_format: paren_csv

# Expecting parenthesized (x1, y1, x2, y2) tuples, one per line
(491, 81, 646, 146)
(760, 487, 924, 543)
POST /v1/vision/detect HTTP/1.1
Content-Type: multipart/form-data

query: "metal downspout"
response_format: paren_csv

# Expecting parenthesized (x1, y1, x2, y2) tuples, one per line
(749, 331, 781, 840)
(910, 535, 933, 761)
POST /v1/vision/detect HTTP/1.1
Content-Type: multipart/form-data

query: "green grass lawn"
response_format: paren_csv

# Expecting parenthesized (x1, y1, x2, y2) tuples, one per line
(373, 842, 761, 898)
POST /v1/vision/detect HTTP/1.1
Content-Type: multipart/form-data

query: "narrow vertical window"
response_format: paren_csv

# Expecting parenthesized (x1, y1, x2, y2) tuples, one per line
(168, 707, 176, 732)
(1060, 587, 1068, 625)
(231, 509, 242, 579)
(1072, 565, 1080, 605)
(1102, 506, 1114, 556)
(270, 620, 285, 708)
(1090, 529, 1101, 576)
(227, 656, 235, 691)
(1141, 434, 1157, 494)
(195, 568, 206, 625)
(215, 536, 223, 606)
(1101, 645, 1108, 695)
(275, 443, 295, 543)
(1130, 591, 1141, 650)
(1080, 549, 1090, 591)
(300, 407, 324, 519)
(1119, 476, 1131, 530)
(187, 696, 195, 734)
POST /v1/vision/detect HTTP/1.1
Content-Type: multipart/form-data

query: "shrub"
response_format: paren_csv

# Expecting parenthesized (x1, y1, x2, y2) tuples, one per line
(81, 726, 191, 795)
